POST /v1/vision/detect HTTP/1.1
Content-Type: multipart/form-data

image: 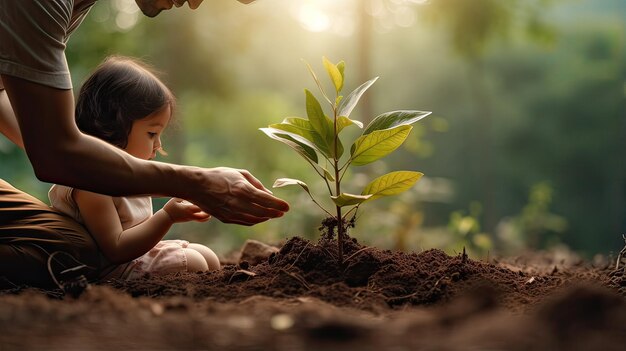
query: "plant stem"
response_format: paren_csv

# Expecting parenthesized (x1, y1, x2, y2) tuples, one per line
(333, 102, 344, 267)
(323, 159, 334, 195)
(309, 195, 334, 218)
(342, 205, 359, 221)
(336, 203, 344, 266)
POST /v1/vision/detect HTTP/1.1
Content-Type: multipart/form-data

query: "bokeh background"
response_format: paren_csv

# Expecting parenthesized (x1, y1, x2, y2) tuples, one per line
(1, 0, 624, 259)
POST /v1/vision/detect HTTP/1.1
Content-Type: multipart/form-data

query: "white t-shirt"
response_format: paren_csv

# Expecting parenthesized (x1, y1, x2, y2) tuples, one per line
(49, 185, 192, 281)
(49, 184, 153, 230)
(0, 0, 98, 89)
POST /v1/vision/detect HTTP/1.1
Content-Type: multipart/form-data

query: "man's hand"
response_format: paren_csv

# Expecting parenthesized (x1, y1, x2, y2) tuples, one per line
(163, 198, 211, 223)
(184, 167, 289, 226)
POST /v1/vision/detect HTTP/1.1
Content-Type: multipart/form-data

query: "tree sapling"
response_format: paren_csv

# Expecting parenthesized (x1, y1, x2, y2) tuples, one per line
(260, 57, 431, 266)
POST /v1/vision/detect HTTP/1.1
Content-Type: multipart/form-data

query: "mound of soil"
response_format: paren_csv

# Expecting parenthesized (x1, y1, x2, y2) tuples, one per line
(1, 236, 625, 350)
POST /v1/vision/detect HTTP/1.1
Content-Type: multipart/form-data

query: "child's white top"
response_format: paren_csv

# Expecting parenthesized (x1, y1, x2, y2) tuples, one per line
(49, 185, 191, 280)
(48, 184, 153, 230)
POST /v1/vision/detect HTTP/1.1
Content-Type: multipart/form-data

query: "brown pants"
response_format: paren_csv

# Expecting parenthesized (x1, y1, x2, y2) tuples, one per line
(0, 179, 105, 288)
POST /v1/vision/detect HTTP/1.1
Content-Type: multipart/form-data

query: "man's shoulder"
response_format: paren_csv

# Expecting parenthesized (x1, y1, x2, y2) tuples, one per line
(0, 0, 97, 89)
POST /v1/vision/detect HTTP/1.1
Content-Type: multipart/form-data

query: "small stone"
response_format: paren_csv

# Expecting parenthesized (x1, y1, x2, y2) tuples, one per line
(271, 313, 294, 331)
(239, 239, 279, 266)
(150, 303, 164, 316)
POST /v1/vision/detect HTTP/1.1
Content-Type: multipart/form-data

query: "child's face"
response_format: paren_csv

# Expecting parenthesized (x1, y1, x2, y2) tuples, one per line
(125, 105, 171, 160)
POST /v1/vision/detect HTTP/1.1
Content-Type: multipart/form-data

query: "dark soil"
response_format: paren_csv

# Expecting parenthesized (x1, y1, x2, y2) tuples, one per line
(2, 236, 626, 350)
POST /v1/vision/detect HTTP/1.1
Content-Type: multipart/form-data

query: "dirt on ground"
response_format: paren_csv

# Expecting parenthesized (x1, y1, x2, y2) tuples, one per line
(1, 235, 626, 350)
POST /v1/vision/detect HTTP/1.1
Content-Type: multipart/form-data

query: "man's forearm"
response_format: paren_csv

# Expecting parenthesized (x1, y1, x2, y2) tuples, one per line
(2, 74, 289, 225)
(0, 89, 24, 148)
(2, 73, 190, 199)
(48, 131, 189, 198)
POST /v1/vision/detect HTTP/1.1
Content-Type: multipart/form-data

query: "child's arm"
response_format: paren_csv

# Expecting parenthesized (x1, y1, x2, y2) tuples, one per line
(74, 190, 209, 264)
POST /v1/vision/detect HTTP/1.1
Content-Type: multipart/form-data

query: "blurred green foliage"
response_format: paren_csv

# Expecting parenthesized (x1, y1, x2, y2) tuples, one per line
(1, 0, 624, 258)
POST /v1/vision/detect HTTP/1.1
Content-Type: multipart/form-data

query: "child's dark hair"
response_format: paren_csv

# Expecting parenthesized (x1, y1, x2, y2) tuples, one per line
(75, 56, 175, 148)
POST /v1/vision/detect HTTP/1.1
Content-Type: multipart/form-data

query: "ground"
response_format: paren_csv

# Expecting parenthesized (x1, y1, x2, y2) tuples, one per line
(1, 236, 625, 350)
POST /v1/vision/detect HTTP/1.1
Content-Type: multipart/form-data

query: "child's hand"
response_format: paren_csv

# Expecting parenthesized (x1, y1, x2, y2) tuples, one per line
(163, 198, 211, 223)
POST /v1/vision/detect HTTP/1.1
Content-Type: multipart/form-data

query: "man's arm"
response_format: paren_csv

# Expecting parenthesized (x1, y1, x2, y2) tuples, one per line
(0, 79, 23, 148)
(2, 74, 169, 195)
(2, 74, 289, 225)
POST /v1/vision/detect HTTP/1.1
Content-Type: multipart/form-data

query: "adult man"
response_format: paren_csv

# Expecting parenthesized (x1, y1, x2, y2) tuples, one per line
(0, 0, 289, 286)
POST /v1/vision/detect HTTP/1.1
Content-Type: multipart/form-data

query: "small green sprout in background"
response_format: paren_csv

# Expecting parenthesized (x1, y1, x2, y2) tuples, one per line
(260, 57, 431, 266)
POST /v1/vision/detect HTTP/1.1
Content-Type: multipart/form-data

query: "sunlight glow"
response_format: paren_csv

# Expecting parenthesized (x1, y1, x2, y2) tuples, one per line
(297, 4, 331, 32)
(290, 0, 356, 37)
(113, 0, 140, 31)
(368, 0, 426, 33)
(291, 0, 426, 35)
(393, 5, 417, 27)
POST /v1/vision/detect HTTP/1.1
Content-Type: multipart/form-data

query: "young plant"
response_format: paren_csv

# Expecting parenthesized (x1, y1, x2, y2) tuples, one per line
(260, 57, 431, 266)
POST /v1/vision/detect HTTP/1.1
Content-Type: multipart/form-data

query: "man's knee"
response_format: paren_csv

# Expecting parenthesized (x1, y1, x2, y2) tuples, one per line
(0, 179, 103, 287)
(0, 244, 55, 288)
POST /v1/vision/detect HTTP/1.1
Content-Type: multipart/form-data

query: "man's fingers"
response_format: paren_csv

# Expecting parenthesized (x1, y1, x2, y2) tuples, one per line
(189, 167, 288, 226)
(206, 199, 280, 226)
(217, 212, 271, 226)
(234, 197, 286, 218)
(247, 188, 290, 212)
(203, 210, 274, 226)
(239, 169, 272, 194)
(236, 171, 289, 212)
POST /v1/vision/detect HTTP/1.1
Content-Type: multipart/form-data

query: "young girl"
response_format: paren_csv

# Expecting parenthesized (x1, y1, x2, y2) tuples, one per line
(49, 56, 220, 281)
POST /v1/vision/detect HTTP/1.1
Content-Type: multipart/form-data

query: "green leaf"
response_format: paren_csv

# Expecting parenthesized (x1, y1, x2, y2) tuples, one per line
(330, 193, 372, 207)
(271, 118, 331, 158)
(362, 171, 423, 201)
(337, 77, 378, 118)
(305, 90, 332, 139)
(259, 128, 318, 163)
(363, 110, 432, 135)
(302, 59, 332, 105)
(261, 126, 319, 154)
(323, 56, 344, 93)
(305, 90, 345, 159)
(323, 168, 335, 181)
(261, 128, 338, 180)
(337, 116, 363, 134)
(329, 134, 344, 160)
(273, 178, 311, 194)
(337, 60, 345, 81)
(335, 95, 343, 106)
(350, 125, 412, 166)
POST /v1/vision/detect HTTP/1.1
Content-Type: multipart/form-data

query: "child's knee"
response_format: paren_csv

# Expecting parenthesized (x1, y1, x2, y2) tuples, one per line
(187, 243, 220, 271)
(184, 248, 209, 272)
(204, 250, 221, 271)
